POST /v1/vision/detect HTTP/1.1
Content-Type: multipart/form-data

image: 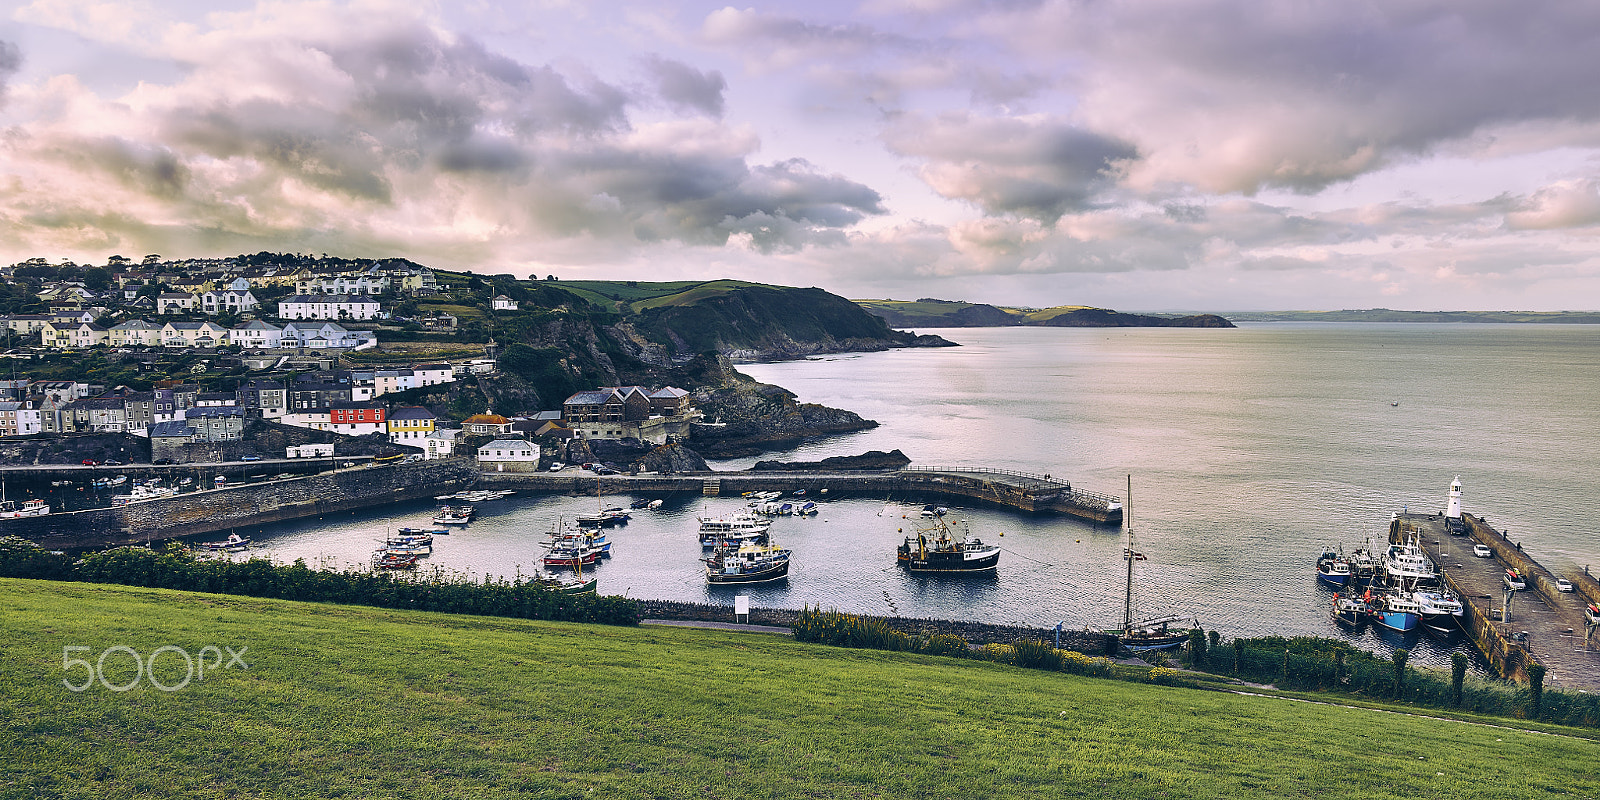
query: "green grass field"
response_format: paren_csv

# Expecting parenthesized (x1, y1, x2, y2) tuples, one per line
(2, 579, 1594, 799)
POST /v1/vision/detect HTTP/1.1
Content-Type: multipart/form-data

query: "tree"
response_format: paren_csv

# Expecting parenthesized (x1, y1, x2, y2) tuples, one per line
(1527, 662, 1546, 719)
(83, 267, 112, 292)
(1391, 648, 1410, 698)
(1451, 652, 1468, 707)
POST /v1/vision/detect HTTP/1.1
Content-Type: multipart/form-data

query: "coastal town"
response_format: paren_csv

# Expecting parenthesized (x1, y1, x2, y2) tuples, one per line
(0, 253, 704, 471)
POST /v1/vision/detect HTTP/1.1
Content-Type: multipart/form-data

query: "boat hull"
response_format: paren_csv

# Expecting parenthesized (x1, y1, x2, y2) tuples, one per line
(1369, 609, 1419, 632)
(706, 560, 790, 584)
(1316, 569, 1350, 587)
(897, 549, 1000, 573)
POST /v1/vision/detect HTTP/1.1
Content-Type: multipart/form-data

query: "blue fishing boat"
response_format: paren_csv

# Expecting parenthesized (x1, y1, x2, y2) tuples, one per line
(1367, 591, 1420, 632)
(1316, 550, 1352, 587)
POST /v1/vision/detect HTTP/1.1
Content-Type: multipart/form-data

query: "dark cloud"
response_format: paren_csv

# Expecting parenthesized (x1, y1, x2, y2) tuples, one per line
(643, 56, 726, 118)
(886, 113, 1137, 222)
(1007, 0, 1600, 193)
(0, 40, 20, 106)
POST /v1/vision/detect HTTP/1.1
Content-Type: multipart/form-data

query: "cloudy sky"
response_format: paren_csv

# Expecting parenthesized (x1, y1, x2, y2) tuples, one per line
(3, 0, 1600, 311)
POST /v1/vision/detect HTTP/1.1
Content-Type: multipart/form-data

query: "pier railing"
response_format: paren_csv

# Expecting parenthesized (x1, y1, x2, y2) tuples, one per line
(900, 465, 1122, 507)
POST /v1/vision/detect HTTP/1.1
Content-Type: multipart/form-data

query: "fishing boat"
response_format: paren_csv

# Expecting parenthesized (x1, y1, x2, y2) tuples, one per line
(704, 540, 791, 584)
(1382, 534, 1438, 586)
(542, 541, 602, 568)
(1367, 590, 1421, 632)
(1315, 550, 1352, 587)
(647, 499, 663, 510)
(1102, 477, 1198, 651)
(1349, 547, 1378, 586)
(697, 512, 772, 546)
(433, 505, 474, 525)
(532, 562, 597, 594)
(1331, 593, 1369, 627)
(92, 475, 129, 489)
(1410, 588, 1464, 632)
(896, 514, 1000, 573)
(397, 527, 449, 536)
(0, 498, 51, 518)
(373, 552, 419, 570)
(797, 501, 818, 516)
(385, 532, 434, 547)
(111, 485, 178, 506)
(630, 497, 652, 509)
(202, 532, 250, 552)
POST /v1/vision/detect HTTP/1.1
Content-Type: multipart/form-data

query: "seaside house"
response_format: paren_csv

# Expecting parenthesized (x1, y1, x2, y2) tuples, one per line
(476, 438, 539, 472)
(387, 406, 436, 444)
(424, 428, 461, 460)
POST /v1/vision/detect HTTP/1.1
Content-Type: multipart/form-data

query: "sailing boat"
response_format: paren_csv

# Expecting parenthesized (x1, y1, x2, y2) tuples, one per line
(575, 478, 630, 528)
(1102, 476, 1197, 652)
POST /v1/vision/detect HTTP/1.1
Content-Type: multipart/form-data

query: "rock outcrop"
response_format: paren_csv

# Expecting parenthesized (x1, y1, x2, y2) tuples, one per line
(689, 382, 877, 458)
(752, 450, 912, 471)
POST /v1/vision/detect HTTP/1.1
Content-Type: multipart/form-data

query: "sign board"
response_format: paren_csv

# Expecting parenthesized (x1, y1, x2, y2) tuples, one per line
(734, 595, 749, 622)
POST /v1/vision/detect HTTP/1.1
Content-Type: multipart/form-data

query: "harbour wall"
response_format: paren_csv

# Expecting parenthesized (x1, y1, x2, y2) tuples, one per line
(476, 469, 1123, 524)
(0, 460, 477, 549)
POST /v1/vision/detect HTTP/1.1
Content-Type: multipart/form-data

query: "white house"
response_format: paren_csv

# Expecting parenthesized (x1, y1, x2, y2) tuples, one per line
(279, 322, 376, 349)
(476, 438, 539, 472)
(160, 321, 229, 348)
(278, 295, 380, 321)
(200, 289, 259, 315)
(109, 320, 162, 347)
(425, 428, 461, 460)
(492, 295, 519, 311)
(157, 292, 198, 314)
(412, 363, 455, 387)
(229, 320, 284, 349)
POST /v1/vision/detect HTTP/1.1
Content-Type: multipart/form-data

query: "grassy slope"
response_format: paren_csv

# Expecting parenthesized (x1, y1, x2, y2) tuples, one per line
(555, 280, 768, 310)
(3, 579, 1594, 800)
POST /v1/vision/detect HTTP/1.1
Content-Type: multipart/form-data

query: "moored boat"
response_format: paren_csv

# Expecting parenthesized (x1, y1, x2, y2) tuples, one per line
(705, 540, 791, 584)
(1411, 588, 1464, 631)
(1367, 591, 1421, 632)
(0, 498, 51, 518)
(202, 533, 250, 552)
(1101, 477, 1198, 651)
(896, 515, 1000, 573)
(1331, 593, 1369, 626)
(373, 552, 419, 570)
(1316, 550, 1352, 587)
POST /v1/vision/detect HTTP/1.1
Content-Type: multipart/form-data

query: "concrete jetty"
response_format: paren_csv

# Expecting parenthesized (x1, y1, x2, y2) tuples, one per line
(477, 465, 1124, 524)
(1397, 511, 1600, 691)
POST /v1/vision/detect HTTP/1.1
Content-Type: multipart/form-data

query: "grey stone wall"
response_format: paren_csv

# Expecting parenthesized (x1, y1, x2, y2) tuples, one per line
(0, 459, 476, 549)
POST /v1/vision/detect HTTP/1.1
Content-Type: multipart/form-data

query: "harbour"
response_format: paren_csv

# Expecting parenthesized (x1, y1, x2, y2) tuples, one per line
(1400, 508, 1600, 690)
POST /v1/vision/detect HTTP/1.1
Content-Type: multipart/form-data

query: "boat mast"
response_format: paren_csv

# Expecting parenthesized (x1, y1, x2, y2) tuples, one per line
(1123, 474, 1134, 632)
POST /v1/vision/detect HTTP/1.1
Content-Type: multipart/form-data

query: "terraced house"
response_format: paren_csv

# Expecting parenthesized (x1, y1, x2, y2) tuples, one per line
(387, 406, 436, 444)
(561, 385, 697, 445)
(160, 321, 229, 348)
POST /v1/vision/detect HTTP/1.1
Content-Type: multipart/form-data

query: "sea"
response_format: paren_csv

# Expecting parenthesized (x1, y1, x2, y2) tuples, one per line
(238, 323, 1600, 668)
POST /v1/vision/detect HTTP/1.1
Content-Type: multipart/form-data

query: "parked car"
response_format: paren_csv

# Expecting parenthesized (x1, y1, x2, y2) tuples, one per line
(548, 462, 564, 471)
(102, 459, 122, 466)
(153, 459, 174, 465)
(1556, 578, 1574, 592)
(593, 467, 619, 476)
(240, 455, 262, 462)
(80, 459, 98, 466)
(1472, 544, 1493, 557)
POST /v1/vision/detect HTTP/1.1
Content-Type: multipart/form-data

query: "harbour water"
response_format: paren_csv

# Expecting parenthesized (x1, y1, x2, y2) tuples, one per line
(243, 323, 1600, 668)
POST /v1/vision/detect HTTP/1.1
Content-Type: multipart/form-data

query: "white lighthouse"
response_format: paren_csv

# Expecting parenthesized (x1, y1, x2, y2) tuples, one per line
(1446, 475, 1463, 520)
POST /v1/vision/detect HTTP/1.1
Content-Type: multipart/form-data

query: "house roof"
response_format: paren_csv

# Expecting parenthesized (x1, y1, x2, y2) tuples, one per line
(479, 438, 534, 449)
(187, 407, 243, 419)
(648, 387, 689, 400)
(563, 390, 618, 405)
(463, 413, 511, 425)
(149, 420, 191, 438)
(388, 406, 436, 421)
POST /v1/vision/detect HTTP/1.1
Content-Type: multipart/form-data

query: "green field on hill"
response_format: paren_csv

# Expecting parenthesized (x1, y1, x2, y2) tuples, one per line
(2, 578, 1594, 799)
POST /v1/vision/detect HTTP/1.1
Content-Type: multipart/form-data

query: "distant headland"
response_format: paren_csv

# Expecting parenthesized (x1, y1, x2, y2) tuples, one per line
(1219, 309, 1600, 323)
(854, 298, 1235, 328)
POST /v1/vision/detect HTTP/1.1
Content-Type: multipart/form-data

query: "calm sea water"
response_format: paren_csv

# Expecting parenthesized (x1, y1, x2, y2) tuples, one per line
(243, 323, 1600, 666)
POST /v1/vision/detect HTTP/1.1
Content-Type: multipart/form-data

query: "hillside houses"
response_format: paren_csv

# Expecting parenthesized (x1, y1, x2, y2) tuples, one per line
(561, 385, 698, 445)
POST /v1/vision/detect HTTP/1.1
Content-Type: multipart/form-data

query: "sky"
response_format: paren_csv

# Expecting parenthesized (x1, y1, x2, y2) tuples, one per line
(3, 1, 1600, 311)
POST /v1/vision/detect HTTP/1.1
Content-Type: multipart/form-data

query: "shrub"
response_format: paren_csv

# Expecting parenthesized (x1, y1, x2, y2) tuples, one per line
(1012, 638, 1059, 670)
(921, 634, 972, 659)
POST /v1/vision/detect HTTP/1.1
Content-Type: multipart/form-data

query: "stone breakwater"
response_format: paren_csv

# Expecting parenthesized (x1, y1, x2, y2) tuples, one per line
(0, 460, 477, 550)
(636, 599, 1110, 653)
